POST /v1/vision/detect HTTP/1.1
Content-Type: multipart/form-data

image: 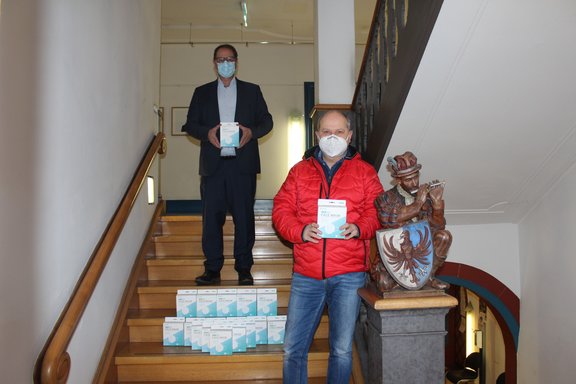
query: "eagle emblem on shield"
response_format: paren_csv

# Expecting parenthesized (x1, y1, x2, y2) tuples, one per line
(375, 220, 434, 290)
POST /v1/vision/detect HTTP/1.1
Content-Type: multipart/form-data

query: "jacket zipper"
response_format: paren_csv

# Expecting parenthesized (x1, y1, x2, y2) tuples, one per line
(318, 174, 330, 280)
(363, 240, 368, 269)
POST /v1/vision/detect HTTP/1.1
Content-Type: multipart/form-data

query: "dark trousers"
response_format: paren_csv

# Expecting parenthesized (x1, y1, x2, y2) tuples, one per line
(200, 160, 256, 273)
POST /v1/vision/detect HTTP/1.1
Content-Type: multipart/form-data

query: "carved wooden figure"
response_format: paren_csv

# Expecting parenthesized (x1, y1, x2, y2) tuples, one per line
(370, 151, 452, 293)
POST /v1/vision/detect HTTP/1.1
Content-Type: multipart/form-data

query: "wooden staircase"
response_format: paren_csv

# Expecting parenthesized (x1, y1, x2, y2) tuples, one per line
(110, 214, 353, 383)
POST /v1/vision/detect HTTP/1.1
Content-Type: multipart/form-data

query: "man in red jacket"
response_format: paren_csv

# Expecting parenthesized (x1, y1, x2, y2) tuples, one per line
(273, 110, 383, 384)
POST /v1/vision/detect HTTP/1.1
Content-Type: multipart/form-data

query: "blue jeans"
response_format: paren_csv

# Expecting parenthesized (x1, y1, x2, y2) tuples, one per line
(283, 272, 366, 384)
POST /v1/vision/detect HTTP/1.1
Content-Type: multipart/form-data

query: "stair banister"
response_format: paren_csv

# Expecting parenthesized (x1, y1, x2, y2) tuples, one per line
(35, 132, 166, 384)
(351, 0, 444, 169)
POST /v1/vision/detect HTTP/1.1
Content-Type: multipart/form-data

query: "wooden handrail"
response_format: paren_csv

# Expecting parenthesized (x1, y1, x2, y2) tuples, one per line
(35, 132, 166, 384)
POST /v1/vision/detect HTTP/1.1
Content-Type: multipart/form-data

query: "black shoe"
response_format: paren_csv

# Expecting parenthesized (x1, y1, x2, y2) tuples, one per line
(195, 270, 221, 286)
(238, 270, 254, 286)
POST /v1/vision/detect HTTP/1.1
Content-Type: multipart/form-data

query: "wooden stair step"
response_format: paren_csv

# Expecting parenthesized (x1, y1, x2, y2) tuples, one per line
(160, 215, 276, 236)
(110, 214, 346, 383)
(136, 280, 292, 310)
(154, 235, 292, 257)
(146, 257, 294, 281)
(154, 234, 284, 243)
(115, 340, 330, 382)
(125, 308, 329, 343)
(119, 379, 328, 384)
(153, 253, 293, 260)
(139, 278, 292, 288)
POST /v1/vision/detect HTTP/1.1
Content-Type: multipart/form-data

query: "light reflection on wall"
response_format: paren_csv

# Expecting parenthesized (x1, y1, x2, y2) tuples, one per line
(466, 302, 476, 357)
(287, 114, 305, 169)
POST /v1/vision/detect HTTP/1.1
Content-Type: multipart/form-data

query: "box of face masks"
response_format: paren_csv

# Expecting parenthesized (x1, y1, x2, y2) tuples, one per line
(317, 199, 347, 239)
(267, 315, 287, 344)
(254, 316, 268, 345)
(245, 317, 256, 348)
(189, 318, 204, 350)
(210, 325, 233, 356)
(197, 289, 218, 317)
(201, 318, 215, 352)
(257, 288, 277, 316)
(220, 122, 239, 148)
(237, 288, 257, 317)
(217, 288, 237, 317)
(163, 317, 185, 346)
(230, 318, 247, 353)
(184, 318, 194, 347)
(176, 289, 197, 318)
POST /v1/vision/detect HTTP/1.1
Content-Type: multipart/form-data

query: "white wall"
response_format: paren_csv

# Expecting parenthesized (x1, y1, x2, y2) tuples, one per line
(0, 1, 40, 382)
(0, 1, 161, 382)
(517, 162, 576, 383)
(463, 291, 505, 383)
(447, 223, 520, 297)
(160, 43, 315, 200)
(485, 305, 506, 382)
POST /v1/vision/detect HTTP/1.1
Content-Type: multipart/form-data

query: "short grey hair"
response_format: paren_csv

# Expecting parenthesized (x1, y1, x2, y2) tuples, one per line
(316, 110, 352, 131)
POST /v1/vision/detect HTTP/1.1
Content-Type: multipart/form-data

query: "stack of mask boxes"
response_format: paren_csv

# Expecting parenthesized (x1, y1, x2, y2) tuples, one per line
(163, 287, 286, 355)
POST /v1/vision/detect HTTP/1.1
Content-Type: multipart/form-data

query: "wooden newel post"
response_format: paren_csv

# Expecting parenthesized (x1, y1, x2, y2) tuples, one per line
(358, 288, 457, 383)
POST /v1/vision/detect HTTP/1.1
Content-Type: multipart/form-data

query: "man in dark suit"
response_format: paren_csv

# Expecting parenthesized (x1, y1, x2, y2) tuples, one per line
(182, 44, 273, 286)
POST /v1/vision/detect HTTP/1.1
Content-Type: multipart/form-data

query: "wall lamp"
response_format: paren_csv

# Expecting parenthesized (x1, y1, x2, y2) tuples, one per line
(288, 113, 305, 169)
(147, 176, 155, 205)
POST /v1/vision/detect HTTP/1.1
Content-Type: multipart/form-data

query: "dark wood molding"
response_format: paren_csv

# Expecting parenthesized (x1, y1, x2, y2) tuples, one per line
(310, 103, 353, 119)
(352, 0, 444, 168)
(365, 0, 444, 168)
(352, 0, 383, 107)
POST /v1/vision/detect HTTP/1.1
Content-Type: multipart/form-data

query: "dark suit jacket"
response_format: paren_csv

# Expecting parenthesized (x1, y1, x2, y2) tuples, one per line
(182, 79, 273, 176)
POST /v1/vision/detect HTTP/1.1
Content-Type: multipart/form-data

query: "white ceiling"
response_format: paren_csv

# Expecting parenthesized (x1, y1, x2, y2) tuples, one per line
(388, 0, 576, 225)
(161, 0, 376, 44)
(162, 0, 576, 225)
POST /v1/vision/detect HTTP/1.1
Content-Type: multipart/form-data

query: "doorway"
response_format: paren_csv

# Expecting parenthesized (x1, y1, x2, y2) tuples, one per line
(439, 262, 518, 384)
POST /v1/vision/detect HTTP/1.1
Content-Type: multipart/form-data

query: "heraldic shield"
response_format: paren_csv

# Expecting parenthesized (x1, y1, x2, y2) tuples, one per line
(376, 220, 434, 290)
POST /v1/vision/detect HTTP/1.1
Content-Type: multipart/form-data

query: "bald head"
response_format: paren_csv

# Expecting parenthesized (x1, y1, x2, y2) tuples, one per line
(317, 110, 351, 132)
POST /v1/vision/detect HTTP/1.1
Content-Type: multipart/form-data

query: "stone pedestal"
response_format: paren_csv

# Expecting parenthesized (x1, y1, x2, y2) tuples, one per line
(359, 288, 458, 384)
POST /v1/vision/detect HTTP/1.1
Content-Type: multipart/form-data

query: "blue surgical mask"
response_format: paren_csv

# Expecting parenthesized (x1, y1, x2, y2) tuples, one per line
(217, 61, 236, 78)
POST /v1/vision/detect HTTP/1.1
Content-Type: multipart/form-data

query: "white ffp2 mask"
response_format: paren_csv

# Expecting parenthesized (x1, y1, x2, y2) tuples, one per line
(319, 134, 348, 158)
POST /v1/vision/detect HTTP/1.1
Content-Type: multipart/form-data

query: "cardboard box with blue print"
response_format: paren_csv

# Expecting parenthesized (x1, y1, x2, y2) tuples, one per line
(317, 199, 347, 239)
(220, 122, 239, 147)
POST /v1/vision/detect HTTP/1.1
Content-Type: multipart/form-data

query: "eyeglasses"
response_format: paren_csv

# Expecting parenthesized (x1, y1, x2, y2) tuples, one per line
(214, 56, 237, 64)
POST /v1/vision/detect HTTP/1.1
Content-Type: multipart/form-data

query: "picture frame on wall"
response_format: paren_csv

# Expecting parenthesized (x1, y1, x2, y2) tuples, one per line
(171, 107, 188, 136)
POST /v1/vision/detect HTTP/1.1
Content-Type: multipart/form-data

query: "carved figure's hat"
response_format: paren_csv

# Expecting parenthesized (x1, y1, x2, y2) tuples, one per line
(387, 151, 421, 178)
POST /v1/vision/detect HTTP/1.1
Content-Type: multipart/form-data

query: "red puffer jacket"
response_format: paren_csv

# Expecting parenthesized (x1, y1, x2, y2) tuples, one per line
(272, 147, 384, 280)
